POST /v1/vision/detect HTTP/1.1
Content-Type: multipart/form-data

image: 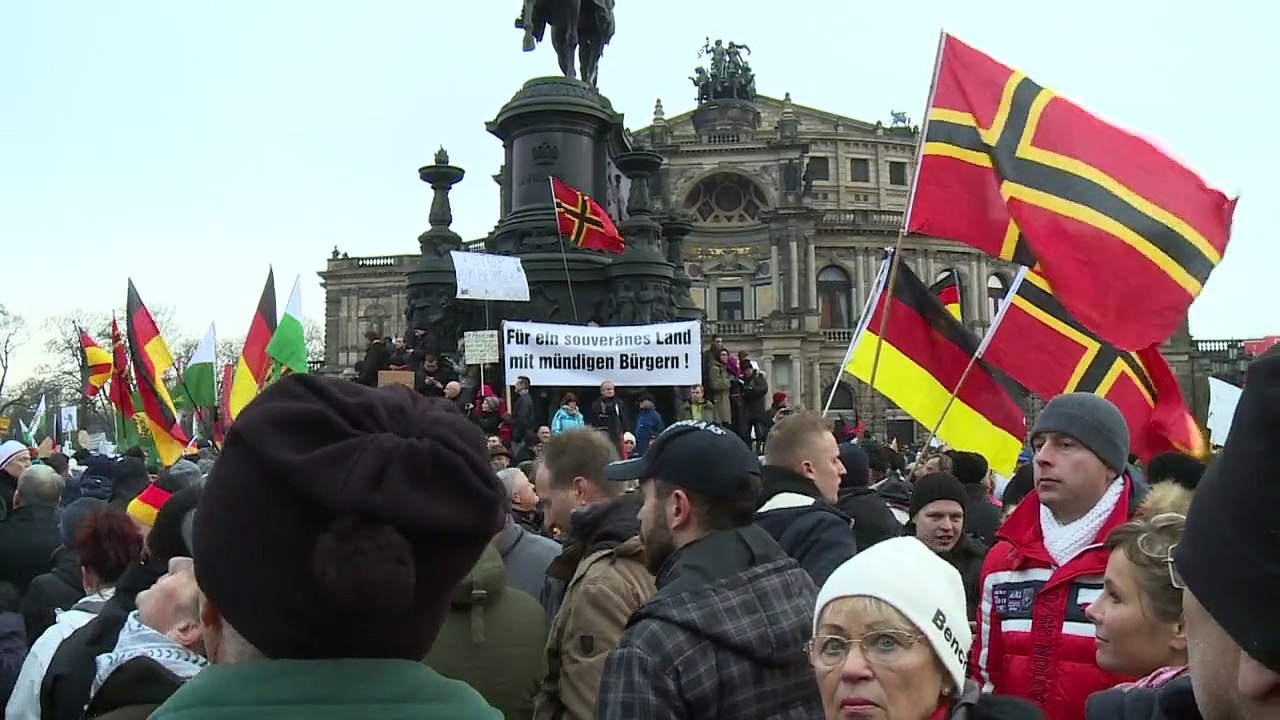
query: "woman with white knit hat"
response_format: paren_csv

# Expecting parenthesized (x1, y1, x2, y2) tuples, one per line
(809, 536, 1043, 720)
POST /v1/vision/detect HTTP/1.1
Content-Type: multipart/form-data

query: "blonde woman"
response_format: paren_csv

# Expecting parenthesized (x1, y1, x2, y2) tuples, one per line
(810, 537, 1042, 720)
(1084, 483, 1193, 718)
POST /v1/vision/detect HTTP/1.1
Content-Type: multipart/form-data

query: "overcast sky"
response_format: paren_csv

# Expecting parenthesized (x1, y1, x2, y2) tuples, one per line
(2, 1, 1273, 384)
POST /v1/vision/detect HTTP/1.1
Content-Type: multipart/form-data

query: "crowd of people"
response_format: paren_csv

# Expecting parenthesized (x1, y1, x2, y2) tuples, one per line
(0, 337, 1272, 719)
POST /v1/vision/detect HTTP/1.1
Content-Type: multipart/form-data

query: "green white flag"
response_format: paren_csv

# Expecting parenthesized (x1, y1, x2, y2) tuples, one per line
(18, 418, 34, 447)
(180, 323, 219, 409)
(266, 276, 308, 375)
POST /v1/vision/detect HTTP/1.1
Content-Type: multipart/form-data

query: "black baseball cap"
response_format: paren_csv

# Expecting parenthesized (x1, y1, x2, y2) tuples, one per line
(603, 420, 761, 502)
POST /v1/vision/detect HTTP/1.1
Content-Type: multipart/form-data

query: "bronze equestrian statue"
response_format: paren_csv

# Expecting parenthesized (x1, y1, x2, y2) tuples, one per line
(516, 0, 616, 88)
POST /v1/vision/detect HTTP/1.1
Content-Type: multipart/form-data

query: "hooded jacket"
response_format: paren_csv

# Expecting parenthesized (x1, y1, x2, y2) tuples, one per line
(425, 545, 547, 720)
(972, 474, 1146, 720)
(20, 550, 84, 643)
(534, 494, 655, 720)
(754, 466, 857, 587)
(594, 525, 823, 719)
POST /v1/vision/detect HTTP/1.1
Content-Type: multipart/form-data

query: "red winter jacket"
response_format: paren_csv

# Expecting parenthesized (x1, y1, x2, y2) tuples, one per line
(971, 477, 1141, 720)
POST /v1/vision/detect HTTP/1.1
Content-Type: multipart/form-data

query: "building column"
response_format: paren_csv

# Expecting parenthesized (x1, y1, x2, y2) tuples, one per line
(788, 227, 800, 310)
(968, 256, 981, 327)
(977, 256, 992, 324)
(770, 237, 782, 314)
(792, 356, 802, 400)
(806, 236, 818, 310)
(854, 247, 868, 314)
(811, 359, 823, 411)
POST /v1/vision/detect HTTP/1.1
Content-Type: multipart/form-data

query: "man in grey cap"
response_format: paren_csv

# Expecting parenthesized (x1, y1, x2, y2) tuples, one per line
(971, 392, 1147, 720)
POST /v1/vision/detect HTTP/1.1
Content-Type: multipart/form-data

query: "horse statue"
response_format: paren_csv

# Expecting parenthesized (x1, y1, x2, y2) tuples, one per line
(516, 0, 617, 88)
(890, 110, 910, 127)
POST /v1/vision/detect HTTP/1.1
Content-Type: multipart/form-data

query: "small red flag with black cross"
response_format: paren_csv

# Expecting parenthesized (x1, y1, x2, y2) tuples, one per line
(550, 176, 625, 254)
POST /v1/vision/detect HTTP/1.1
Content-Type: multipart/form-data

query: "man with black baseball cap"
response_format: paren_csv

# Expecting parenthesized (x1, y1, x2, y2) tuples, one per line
(594, 420, 823, 719)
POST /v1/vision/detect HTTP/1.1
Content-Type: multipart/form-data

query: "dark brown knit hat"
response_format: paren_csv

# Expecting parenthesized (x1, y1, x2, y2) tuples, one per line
(195, 375, 505, 661)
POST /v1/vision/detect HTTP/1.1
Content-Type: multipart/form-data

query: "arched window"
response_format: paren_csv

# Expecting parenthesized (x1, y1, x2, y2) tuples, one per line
(362, 303, 390, 339)
(818, 265, 853, 329)
(826, 382, 855, 411)
(987, 273, 1010, 320)
(931, 268, 963, 323)
(683, 172, 770, 224)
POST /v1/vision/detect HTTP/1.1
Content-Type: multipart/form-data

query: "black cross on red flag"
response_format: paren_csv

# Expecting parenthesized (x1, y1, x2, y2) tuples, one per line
(550, 176, 626, 254)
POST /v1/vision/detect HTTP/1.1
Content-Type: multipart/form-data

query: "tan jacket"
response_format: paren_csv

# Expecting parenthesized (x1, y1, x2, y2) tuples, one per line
(533, 536, 655, 720)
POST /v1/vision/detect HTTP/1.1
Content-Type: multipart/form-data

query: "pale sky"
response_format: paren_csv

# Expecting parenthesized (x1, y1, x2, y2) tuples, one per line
(2, 1, 1274, 384)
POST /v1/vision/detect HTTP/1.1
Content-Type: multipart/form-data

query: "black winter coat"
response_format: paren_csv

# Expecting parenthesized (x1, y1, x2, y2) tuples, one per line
(963, 484, 1002, 547)
(754, 467, 857, 587)
(0, 505, 61, 595)
(20, 549, 84, 642)
(1085, 674, 1202, 720)
(835, 485, 902, 551)
(359, 340, 391, 387)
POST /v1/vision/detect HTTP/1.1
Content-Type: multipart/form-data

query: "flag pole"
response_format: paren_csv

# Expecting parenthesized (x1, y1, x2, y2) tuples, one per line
(920, 266, 1027, 451)
(823, 253, 892, 415)
(867, 29, 948, 397)
(548, 177, 581, 323)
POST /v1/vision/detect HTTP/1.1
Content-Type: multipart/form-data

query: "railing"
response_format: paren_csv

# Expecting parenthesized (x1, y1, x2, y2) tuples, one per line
(1195, 339, 1248, 356)
(306, 359, 325, 374)
(704, 316, 804, 336)
(819, 209, 905, 229)
(822, 329, 855, 345)
(463, 238, 487, 252)
(354, 255, 408, 268)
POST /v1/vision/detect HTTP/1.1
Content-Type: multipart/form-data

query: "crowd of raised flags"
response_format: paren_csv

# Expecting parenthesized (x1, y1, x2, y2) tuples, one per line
(837, 33, 1227, 474)
(9, 269, 310, 467)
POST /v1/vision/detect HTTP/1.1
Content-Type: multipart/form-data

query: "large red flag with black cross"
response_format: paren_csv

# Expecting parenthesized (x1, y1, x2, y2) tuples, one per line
(909, 34, 1236, 350)
(550, 177, 625, 254)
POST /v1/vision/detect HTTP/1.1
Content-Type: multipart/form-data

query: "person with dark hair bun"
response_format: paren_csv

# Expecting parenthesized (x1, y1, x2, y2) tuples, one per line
(7, 508, 143, 717)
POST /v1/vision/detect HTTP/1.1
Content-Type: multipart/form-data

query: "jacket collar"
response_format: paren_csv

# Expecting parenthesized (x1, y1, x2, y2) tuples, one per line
(997, 471, 1140, 561)
(757, 466, 824, 509)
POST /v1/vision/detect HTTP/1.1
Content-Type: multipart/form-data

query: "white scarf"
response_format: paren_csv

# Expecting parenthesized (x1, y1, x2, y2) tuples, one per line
(91, 610, 208, 700)
(1040, 478, 1124, 566)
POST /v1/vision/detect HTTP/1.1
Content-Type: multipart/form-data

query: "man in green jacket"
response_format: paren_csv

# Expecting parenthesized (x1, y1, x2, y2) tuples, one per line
(151, 376, 508, 719)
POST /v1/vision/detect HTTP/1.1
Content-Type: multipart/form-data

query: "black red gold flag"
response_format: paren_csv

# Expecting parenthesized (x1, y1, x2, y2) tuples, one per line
(844, 260, 1025, 475)
(228, 270, 277, 421)
(78, 326, 113, 397)
(930, 273, 963, 322)
(126, 280, 189, 465)
(909, 34, 1236, 350)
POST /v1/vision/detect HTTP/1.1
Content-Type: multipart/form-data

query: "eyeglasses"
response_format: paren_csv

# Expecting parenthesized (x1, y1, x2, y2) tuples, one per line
(1165, 543, 1186, 590)
(806, 630, 927, 669)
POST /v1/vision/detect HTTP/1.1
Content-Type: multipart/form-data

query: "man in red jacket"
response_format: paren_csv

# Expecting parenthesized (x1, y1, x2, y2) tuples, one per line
(972, 392, 1144, 720)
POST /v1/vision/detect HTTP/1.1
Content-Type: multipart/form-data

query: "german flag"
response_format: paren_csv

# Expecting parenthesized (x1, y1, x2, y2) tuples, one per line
(845, 260, 1025, 475)
(126, 281, 189, 466)
(228, 270, 277, 421)
(550, 177, 625, 254)
(983, 271, 1204, 460)
(931, 273, 963, 322)
(910, 34, 1236, 350)
(78, 326, 113, 397)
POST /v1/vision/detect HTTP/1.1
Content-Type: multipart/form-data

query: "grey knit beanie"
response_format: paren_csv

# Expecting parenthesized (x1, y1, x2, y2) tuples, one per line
(1030, 393, 1129, 472)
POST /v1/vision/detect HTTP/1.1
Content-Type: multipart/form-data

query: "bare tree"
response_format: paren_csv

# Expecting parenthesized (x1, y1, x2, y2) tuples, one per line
(0, 305, 27, 405)
(304, 317, 325, 361)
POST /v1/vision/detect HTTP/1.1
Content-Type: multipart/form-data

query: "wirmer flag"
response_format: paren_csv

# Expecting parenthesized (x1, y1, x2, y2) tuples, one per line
(107, 314, 136, 421)
(550, 177, 626, 254)
(982, 270, 1205, 460)
(126, 280, 189, 466)
(228, 269, 277, 420)
(910, 34, 1236, 350)
(844, 258, 1025, 475)
(265, 276, 308, 376)
(78, 327, 113, 397)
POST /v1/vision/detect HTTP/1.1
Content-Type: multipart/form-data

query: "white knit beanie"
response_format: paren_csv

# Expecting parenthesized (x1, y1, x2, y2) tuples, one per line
(0, 441, 27, 472)
(813, 536, 972, 692)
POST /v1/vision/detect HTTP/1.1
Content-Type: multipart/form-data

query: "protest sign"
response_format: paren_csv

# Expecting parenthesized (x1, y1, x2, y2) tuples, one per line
(1207, 376, 1242, 446)
(503, 320, 701, 387)
(464, 330, 501, 365)
(450, 251, 530, 302)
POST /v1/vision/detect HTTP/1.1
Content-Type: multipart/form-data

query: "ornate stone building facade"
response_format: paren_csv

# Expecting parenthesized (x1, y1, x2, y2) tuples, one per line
(318, 83, 1207, 441)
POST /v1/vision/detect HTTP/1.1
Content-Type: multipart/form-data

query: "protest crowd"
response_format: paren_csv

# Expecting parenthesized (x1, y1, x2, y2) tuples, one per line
(1, 22, 1269, 720)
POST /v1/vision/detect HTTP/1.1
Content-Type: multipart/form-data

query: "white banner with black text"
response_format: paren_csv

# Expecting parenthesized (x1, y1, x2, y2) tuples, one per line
(502, 320, 701, 387)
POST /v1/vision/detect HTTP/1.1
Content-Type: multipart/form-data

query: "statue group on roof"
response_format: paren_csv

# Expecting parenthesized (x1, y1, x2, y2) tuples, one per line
(691, 38, 757, 103)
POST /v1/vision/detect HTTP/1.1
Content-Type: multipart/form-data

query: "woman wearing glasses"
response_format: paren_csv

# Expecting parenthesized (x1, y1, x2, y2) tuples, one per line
(1084, 484, 1194, 718)
(809, 536, 1042, 720)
